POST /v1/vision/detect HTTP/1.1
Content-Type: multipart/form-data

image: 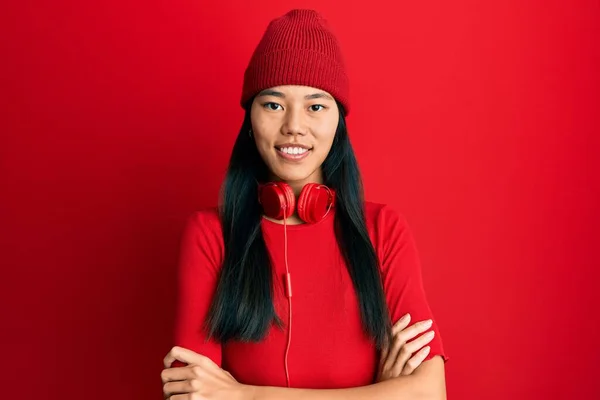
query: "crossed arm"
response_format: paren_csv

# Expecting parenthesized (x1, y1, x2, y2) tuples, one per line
(249, 356, 446, 400)
(162, 346, 446, 400)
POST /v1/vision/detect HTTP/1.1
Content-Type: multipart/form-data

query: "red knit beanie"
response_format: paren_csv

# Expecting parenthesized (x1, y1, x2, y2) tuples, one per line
(241, 9, 350, 114)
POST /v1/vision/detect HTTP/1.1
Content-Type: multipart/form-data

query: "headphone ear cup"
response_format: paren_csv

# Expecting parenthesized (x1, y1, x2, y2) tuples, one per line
(279, 182, 296, 218)
(259, 182, 295, 220)
(297, 183, 335, 223)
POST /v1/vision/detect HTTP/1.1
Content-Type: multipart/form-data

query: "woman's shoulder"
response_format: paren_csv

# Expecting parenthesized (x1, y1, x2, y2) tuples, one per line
(178, 206, 225, 274)
(182, 206, 224, 244)
(363, 200, 409, 229)
(187, 206, 222, 227)
(363, 201, 416, 260)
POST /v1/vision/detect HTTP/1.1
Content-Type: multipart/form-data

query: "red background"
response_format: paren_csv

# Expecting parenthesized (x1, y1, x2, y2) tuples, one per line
(2, 1, 599, 399)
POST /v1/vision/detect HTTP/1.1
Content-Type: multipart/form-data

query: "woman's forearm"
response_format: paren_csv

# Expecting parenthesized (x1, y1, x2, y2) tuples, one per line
(246, 373, 443, 400)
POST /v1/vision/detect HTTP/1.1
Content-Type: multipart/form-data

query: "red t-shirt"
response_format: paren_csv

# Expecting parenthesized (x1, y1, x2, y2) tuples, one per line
(173, 201, 447, 388)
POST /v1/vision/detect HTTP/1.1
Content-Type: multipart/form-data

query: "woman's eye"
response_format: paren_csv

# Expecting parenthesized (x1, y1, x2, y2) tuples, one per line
(264, 102, 282, 111)
(310, 104, 325, 112)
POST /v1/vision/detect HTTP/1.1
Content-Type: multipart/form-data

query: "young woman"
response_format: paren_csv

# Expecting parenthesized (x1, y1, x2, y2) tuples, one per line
(161, 9, 448, 400)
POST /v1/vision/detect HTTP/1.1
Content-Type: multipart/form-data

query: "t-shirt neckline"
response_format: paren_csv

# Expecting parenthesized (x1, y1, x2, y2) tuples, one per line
(260, 209, 335, 231)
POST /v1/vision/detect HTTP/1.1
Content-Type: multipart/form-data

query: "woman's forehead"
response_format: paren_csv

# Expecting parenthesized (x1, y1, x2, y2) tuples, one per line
(257, 85, 334, 99)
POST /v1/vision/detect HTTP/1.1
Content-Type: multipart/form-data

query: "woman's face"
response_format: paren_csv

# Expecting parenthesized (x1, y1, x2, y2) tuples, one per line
(250, 85, 339, 187)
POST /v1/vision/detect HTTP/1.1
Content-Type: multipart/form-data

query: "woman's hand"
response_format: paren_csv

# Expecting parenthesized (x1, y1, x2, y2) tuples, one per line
(161, 346, 252, 400)
(376, 313, 435, 382)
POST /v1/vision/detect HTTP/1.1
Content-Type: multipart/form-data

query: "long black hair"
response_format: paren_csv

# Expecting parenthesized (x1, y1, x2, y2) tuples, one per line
(204, 102, 392, 349)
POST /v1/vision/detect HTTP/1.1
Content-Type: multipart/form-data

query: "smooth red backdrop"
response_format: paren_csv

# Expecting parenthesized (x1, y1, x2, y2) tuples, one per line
(2, 1, 599, 399)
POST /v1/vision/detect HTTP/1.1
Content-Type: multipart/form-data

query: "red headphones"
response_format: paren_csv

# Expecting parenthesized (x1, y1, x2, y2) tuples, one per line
(258, 181, 336, 223)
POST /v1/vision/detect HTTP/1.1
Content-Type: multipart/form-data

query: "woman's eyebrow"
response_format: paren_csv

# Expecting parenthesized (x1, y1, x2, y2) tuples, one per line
(305, 92, 334, 101)
(256, 90, 334, 101)
(257, 89, 284, 98)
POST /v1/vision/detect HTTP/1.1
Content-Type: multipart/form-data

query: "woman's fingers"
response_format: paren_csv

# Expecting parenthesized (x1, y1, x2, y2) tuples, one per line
(382, 318, 432, 374)
(392, 313, 412, 335)
(381, 314, 411, 365)
(404, 330, 436, 356)
(392, 330, 435, 376)
(161, 365, 196, 383)
(399, 319, 433, 342)
(163, 379, 198, 397)
(161, 365, 205, 399)
(380, 314, 411, 371)
(163, 346, 210, 369)
(401, 345, 431, 375)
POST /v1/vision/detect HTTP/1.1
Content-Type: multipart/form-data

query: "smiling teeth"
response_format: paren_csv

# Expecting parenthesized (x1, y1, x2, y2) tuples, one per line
(280, 147, 308, 155)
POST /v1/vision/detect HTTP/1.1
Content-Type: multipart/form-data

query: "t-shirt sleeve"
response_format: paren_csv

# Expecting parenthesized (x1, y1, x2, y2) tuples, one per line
(377, 205, 449, 363)
(173, 210, 223, 366)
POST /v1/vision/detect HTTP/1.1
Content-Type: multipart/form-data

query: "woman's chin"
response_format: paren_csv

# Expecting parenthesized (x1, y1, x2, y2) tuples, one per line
(271, 171, 314, 184)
